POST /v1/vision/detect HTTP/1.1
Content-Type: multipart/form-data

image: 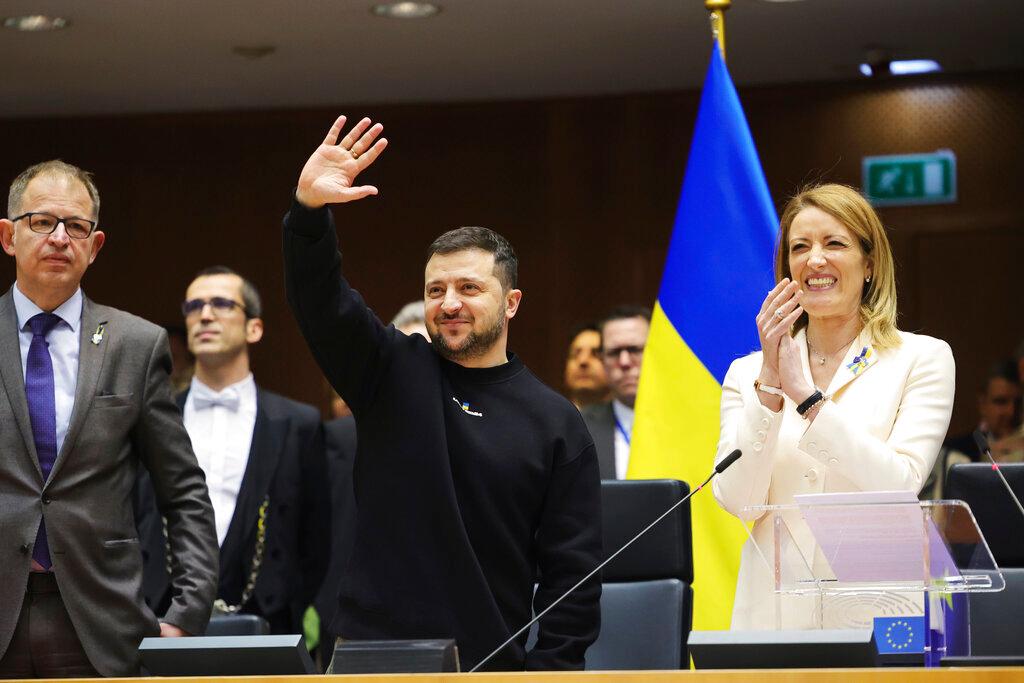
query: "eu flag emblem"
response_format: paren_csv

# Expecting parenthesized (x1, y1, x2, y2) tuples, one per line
(874, 616, 925, 653)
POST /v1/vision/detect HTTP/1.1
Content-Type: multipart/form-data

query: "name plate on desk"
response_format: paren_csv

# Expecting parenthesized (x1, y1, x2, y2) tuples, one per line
(688, 629, 877, 669)
(328, 639, 459, 673)
(139, 634, 315, 676)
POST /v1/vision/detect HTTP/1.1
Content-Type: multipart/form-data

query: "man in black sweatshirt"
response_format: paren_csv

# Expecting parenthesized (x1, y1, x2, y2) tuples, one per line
(282, 116, 601, 671)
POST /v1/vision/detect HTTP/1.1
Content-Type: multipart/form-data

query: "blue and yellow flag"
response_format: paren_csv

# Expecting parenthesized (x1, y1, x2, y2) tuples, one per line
(628, 44, 779, 631)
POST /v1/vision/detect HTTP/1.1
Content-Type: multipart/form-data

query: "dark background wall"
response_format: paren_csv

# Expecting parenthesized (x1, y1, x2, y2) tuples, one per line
(1, 70, 1020, 436)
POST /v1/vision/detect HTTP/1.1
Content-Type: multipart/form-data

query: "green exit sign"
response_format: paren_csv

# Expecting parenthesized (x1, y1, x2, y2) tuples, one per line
(862, 151, 956, 206)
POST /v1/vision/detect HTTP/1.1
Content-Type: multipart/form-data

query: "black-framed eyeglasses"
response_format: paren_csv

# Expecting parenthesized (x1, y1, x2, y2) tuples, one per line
(601, 345, 645, 362)
(12, 212, 97, 240)
(181, 297, 247, 317)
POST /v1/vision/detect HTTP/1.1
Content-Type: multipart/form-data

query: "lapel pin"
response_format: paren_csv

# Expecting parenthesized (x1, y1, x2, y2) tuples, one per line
(846, 345, 873, 375)
(91, 323, 106, 346)
(452, 396, 483, 418)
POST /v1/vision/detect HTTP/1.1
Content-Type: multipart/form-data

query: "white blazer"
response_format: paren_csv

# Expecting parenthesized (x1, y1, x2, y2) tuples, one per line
(713, 328, 955, 630)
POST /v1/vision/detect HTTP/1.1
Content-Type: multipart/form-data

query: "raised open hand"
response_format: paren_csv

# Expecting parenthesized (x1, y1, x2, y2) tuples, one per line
(296, 115, 389, 209)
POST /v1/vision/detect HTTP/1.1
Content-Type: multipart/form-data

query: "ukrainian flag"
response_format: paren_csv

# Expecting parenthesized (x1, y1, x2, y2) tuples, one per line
(628, 44, 778, 631)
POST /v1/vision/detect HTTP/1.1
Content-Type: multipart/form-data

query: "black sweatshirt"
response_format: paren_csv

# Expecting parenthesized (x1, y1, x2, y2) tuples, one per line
(282, 199, 601, 671)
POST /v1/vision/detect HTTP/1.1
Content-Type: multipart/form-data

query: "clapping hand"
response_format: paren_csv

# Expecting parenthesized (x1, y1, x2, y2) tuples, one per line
(756, 279, 803, 385)
(296, 115, 388, 209)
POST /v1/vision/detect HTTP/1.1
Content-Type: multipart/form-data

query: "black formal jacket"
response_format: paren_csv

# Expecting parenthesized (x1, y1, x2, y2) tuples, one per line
(134, 386, 330, 633)
(581, 402, 617, 479)
(313, 416, 357, 640)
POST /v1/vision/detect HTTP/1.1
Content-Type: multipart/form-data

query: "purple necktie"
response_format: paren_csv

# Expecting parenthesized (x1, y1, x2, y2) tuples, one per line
(26, 312, 61, 570)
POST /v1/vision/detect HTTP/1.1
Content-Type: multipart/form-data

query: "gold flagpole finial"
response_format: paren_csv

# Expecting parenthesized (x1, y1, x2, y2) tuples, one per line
(704, 0, 731, 62)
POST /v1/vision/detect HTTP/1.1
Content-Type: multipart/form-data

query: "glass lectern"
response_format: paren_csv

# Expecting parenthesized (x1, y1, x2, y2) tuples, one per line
(745, 496, 1004, 666)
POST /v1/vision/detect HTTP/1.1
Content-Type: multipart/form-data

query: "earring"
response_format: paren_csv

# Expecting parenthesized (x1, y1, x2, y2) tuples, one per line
(865, 276, 871, 283)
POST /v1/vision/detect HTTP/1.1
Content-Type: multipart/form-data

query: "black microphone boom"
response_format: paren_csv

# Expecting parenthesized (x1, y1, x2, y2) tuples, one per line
(715, 448, 742, 474)
(972, 429, 1024, 520)
(469, 449, 743, 672)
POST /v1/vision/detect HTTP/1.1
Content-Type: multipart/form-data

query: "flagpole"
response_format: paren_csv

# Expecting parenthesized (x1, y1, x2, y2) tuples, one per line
(704, 0, 731, 61)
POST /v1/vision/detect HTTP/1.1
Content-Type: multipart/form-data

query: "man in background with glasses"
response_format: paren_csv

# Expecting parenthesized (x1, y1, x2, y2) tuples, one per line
(0, 160, 218, 677)
(582, 307, 651, 479)
(136, 267, 330, 639)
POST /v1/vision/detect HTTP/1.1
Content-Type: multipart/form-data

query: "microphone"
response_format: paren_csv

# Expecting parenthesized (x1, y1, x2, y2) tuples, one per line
(469, 449, 743, 672)
(716, 448, 742, 474)
(973, 429, 1024, 520)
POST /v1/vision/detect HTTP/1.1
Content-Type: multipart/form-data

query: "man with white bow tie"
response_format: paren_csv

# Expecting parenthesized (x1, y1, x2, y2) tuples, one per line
(137, 266, 330, 636)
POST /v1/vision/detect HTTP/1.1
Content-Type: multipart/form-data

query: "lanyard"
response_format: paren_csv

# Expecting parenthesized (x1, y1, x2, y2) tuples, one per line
(614, 415, 631, 446)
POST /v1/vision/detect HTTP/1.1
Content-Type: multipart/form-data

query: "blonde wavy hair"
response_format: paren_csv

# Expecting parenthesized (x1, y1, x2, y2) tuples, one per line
(775, 183, 901, 349)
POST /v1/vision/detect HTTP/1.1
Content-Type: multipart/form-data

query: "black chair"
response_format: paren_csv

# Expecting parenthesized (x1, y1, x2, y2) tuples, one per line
(205, 614, 271, 636)
(587, 479, 693, 670)
(946, 462, 1024, 567)
(967, 568, 1024, 656)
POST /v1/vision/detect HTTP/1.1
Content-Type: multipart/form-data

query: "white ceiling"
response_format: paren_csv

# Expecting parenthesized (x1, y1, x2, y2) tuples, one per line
(1, 0, 1021, 118)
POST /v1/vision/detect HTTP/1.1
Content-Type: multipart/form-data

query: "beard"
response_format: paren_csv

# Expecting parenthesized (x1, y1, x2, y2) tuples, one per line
(431, 313, 506, 362)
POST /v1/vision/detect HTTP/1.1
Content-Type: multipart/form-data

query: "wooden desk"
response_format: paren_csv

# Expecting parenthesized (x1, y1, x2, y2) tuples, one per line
(28, 669, 1024, 683)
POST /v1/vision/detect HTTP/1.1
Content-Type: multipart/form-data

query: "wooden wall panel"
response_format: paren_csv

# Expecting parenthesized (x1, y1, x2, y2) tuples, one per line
(1, 71, 1020, 435)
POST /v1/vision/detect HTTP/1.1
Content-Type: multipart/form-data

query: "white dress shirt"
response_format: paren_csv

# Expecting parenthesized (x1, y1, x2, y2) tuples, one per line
(612, 399, 634, 480)
(13, 284, 82, 459)
(183, 373, 258, 546)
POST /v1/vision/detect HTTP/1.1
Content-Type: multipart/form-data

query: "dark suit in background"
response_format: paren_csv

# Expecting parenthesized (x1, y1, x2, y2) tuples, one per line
(581, 402, 616, 480)
(0, 294, 218, 676)
(137, 387, 330, 634)
(314, 415, 357, 648)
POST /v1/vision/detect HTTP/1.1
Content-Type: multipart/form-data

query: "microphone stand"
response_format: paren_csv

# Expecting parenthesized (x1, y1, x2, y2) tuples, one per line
(469, 449, 743, 672)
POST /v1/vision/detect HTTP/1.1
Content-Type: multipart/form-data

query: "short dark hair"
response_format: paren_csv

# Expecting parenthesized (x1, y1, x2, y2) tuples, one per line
(193, 266, 262, 318)
(426, 226, 518, 291)
(599, 305, 652, 336)
(983, 359, 1020, 391)
(568, 320, 601, 346)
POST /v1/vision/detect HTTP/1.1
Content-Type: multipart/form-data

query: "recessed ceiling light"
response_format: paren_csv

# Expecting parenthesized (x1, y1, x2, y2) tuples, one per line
(372, 2, 440, 19)
(889, 59, 942, 76)
(3, 15, 68, 31)
(859, 59, 942, 78)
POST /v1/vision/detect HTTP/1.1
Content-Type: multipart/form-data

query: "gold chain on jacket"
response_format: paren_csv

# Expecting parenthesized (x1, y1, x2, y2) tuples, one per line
(162, 496, 270, 616)
(212, 495, 270, 615)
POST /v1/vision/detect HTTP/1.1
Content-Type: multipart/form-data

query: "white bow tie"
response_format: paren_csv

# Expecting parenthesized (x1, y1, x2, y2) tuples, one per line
(192, 385, 241, 411)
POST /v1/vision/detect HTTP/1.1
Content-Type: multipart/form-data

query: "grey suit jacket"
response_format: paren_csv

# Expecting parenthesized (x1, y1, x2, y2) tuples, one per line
(581, 401, 617, 479)
(0, 290, 218, 676)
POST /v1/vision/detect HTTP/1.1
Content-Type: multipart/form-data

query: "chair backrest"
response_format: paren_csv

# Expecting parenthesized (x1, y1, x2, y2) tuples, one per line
(968, 567, 1024, 656)
(584, 479, 694, 668)
(946, 463, 1024, 567)
(526, 579, 692, 670)
(586, 579, 691, 670)
(600, 479, 692, 582)
(205, 614, 271, 636)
